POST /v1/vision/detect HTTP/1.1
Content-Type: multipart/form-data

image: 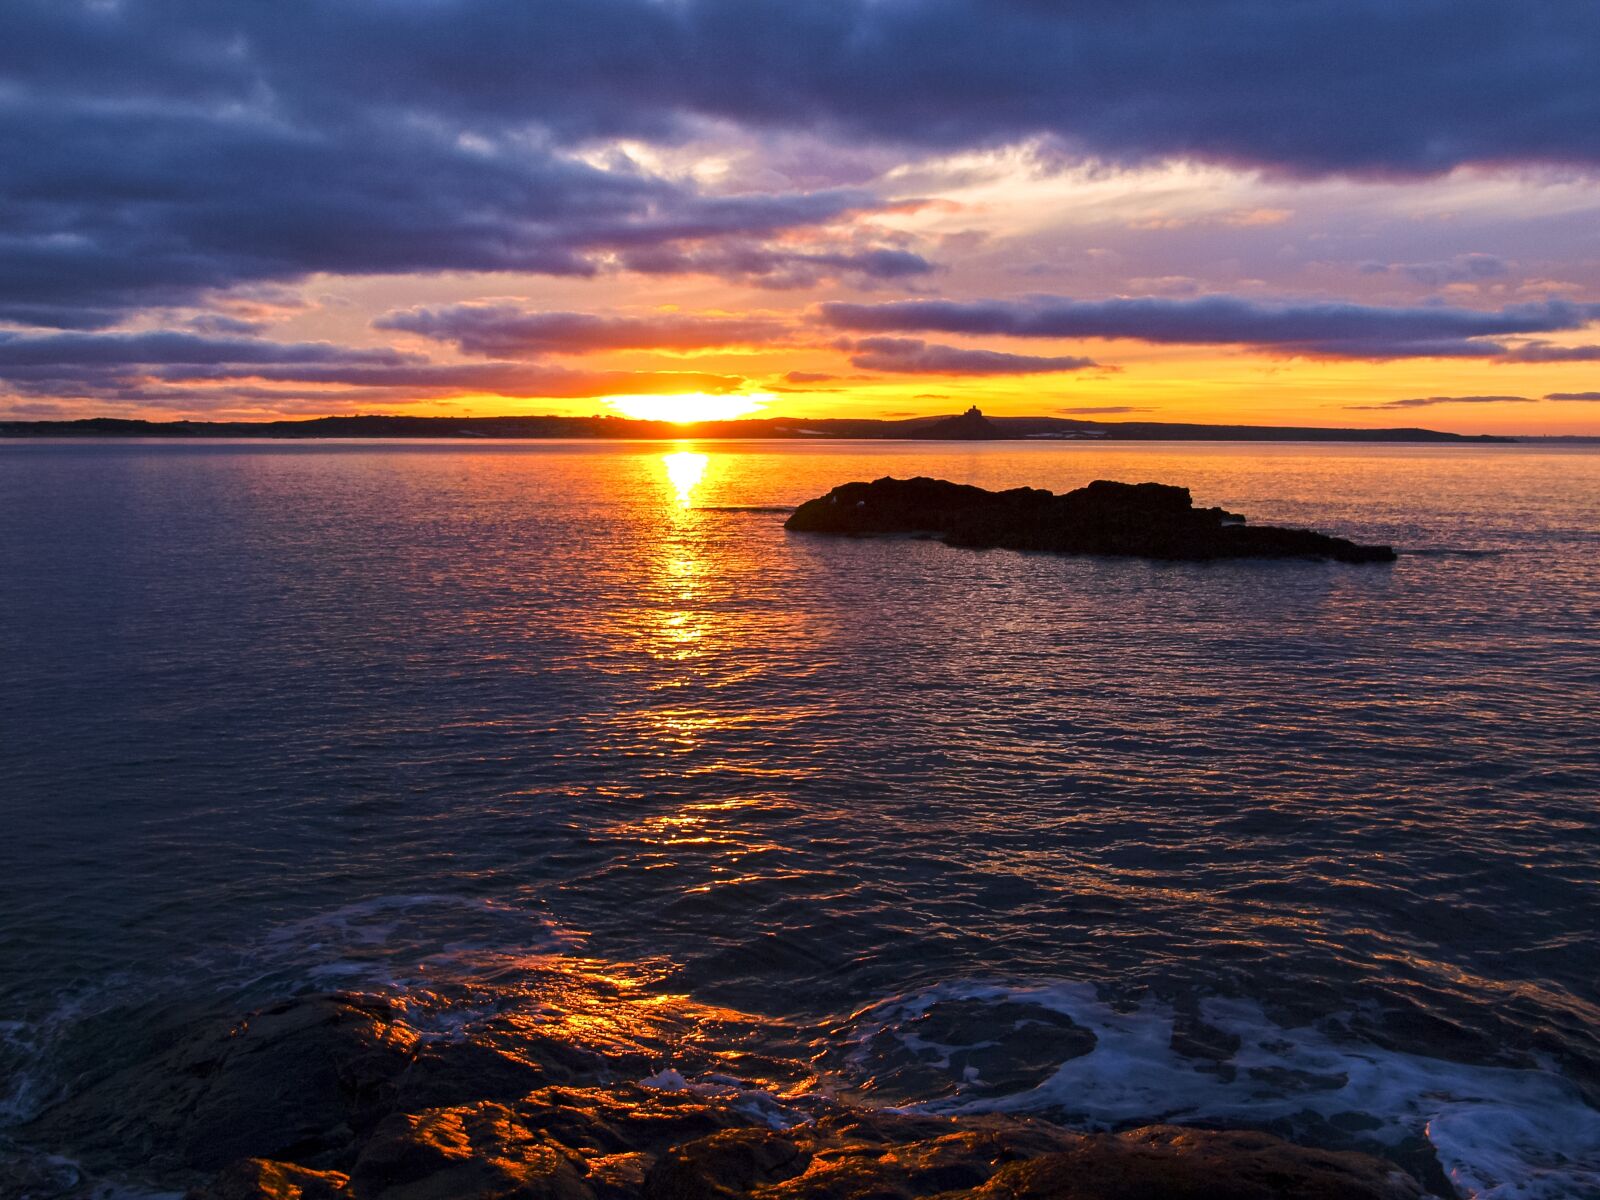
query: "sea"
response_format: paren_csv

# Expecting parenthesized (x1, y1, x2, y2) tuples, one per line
(1, 438, 1597, 1198)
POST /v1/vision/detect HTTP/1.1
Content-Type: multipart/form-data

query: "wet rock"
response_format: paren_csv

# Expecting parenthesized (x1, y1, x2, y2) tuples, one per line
(644, 1115, 1421, 1199)
(396, 1040, 562, 1112)
(24, 994, 418, 1180)
(1168, 1013, 1242, 1082)
(852, 999, 1097, 1103)
(349, 1103, 593, 1200)
(24, 993, 1428, 1200)
(0, 1146, 88, 1199)
(765, 1112, 1075, 1199)
(1169, 1014, 1243, 1062)
(968, 1124, 1424, 1199)
(512, 1083, 755, 1160)
(785, 477, 1397, 563)
(642, 1128, 809, 1199)
(188, 1158, 350, 1200)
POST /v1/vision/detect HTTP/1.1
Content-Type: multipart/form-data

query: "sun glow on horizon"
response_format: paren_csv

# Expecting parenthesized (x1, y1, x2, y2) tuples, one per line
(604, 391, 772, 423)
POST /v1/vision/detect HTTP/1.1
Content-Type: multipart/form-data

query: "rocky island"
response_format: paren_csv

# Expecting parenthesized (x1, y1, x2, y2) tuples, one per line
(785, 477, 1397, 564)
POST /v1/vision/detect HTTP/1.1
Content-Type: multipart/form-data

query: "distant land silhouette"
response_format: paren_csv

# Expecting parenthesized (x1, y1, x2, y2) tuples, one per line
(0, 411, 1514, 442)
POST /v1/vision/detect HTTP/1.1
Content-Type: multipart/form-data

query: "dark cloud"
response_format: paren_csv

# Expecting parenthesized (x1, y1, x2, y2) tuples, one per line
(0, 400, 71, 418)
(377, 306, 789, 357)
(818, 296, 1600, 360)
(7, 1, 1600, 334)
(615, 244, 935, 290)
(1343, 395, 1534, 410)
(0, 65, 900, 327)
(153, 364, 747, 398)
(1496, 343, 1600, 363)
(185, 315, 271, 337)
(1360, 254, 1512, 287)
(12, 2, 1597, 173)
(1546, 392, 1600, 401)
(845, 337, 1098, 375)
(0, 330, 745, 404)
(0, 332, 416, 369)
(780, 372, 838, 385)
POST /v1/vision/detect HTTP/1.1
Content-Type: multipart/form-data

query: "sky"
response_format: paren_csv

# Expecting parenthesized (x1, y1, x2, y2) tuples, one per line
(4, 0, 1600, 434)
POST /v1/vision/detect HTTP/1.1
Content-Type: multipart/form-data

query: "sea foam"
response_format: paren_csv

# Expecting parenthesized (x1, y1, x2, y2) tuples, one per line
(848, 980, 1600, 1200)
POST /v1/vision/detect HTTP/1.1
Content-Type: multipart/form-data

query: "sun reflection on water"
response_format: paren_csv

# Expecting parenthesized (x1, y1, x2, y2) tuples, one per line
(662, 450, 708, 510)
(643, 451, 713, 672)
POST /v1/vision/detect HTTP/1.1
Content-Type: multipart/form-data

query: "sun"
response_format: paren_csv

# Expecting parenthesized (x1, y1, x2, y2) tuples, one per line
(603, 392, 772, 423)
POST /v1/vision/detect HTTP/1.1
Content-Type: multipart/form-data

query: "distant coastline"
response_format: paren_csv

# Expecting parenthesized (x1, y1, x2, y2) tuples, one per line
(0, 413, 1520, 442)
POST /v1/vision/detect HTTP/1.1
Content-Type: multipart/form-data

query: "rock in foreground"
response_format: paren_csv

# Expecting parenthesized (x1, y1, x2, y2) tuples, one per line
(18, 993, 1427, 1200)
(784, 477, 1397, 563)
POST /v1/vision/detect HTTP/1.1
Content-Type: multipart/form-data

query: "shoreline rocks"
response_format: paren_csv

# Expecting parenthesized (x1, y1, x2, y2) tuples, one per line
(18, 993, 1429, 1200)
(784, 477, 1397, 563)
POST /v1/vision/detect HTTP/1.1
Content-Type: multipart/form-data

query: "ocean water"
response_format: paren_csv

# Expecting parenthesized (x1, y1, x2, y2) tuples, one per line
(1, 438, 1598, 1198)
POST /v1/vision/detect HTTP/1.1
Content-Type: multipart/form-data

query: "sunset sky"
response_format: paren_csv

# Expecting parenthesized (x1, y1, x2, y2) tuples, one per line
(5, 1, 1600, 434)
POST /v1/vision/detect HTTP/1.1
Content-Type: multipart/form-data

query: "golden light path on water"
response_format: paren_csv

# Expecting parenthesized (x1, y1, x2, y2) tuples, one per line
(618, 449, 815, 906)
(662, 450, 708, 510)
(655, 451, 711, 672)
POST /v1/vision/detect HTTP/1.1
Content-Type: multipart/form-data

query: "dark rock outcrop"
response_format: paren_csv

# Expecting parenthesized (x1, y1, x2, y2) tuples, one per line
(784, 476, 1397, 563)
(25, 994, 419, 1179)
(21, 993, 1426, 1200)
(194, 1159, 350, 1200)
(646, 1115, 1423, 1200)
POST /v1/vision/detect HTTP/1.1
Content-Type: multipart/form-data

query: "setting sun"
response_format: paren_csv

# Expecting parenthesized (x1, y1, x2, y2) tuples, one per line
(604, 392, 771, 423)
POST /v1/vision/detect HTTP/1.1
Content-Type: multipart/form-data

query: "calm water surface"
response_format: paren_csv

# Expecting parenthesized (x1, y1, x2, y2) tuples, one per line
(2, 440, 1598, 1198)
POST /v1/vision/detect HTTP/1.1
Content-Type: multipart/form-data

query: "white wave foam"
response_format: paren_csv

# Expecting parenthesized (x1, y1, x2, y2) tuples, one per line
(238, 892, 573, 998)
(848, 980, 1600, 1200)
(261, 892, 568, 960)
(639, 1067, 808, 1130)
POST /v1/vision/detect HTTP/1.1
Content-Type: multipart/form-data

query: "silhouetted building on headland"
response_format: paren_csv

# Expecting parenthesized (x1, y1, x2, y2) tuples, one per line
(921, 405, 1005, 440)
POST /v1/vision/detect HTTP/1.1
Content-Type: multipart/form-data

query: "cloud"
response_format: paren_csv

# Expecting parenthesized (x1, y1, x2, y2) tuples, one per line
(0, 330, 746, 404)
(1360, 254, 1512, 287)
(8, 0, 1600, 335)
(780, 372, 838, 384)
(0, 331, 416, 369)
(1546, 392, 1600, 401)
(0, 400, 71, 418)
(1056, 405, 1156, 414)
(185, 315, 271, 337)
(1342, 395, 1534, 410)
(16, 2, 1598, 175)
(377, 305, 789, 357)
(1496, 343, 1600, 363)
(614, 244, 935, 290)
(0, 75, 906, 328)
(844, 337, 1099, 375)
(1128, 208, 1293, 232)
(817, 296, 1600, 360)
(1124, 277, 1203, 297)
(1223, 209, 1294, 228)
